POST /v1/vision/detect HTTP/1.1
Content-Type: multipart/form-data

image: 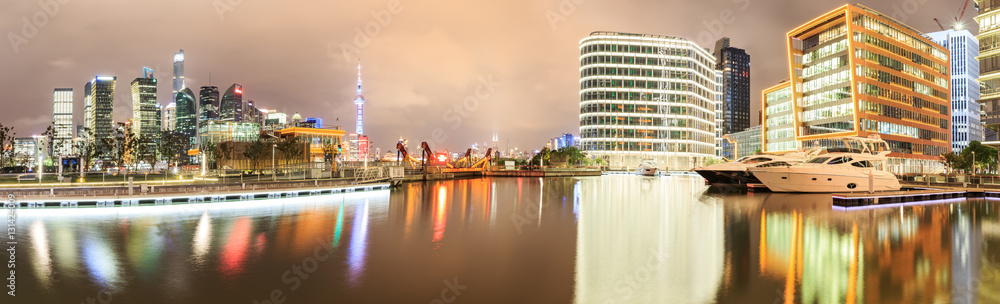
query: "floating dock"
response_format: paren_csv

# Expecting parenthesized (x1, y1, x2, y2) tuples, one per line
(832, 187, 1000, 209)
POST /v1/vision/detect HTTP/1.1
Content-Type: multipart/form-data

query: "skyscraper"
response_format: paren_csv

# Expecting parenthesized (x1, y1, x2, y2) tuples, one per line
(713, 37, 751, 135)
(131, 69, 159, 156)
(164, 102, 176, 131)
(199, 86, 220, 127)
(761, 4, 950, 173)
(86, 76, 116, 147)
(83, 83, 92, 138)
(52, 88, 73, 156)
(354, 61, 366, 135)
(220, 84, 244, 122)
(176, 87, 197, 147)
(578, 32, 719, 169)
(173, 49, 185, 101)
(928, 29, 981, 152)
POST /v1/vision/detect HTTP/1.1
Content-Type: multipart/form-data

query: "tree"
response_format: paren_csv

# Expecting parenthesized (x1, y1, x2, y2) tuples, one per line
(159, 130, 187, 169)
(77, 128, 101, 172)
(243, 138, 268, 176)
(939, 152, 964, 174)
(0, 123, 16, 168)
(276, 136, 304, 172)
(216, 141, 234, 170)
(960, 141, 998, 174)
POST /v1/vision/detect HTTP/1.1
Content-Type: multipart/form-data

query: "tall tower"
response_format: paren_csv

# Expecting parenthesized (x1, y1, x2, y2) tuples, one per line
(354, 61, 366, 135)
(131, 69, 159, 158)
(52, 88, 73, 156)
(173, 49, 185, 101)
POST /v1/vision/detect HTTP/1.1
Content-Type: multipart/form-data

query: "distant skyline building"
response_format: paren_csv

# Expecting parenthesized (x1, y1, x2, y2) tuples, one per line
(175, 87, 198, 147)
(720, 125, 761, 160)
(928, 29, 982, 152)
(173, 49, 185, 101)
(761, 4, 950, 173)
(977, 4, 1000, 141)
(220, 84, 244, 122)
(713, 37, 751, 134)
(164, 102, 176, 131)
(354, 61, 366, 135)
(86, 76, 116, 146)
(52, 88, 73, 156)
(131, 70, 160, 156)
(199, 86, 220, 129)
(578, 32, 719, 169)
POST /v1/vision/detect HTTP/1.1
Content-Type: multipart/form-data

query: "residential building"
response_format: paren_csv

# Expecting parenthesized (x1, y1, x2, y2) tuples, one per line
(713, 37, 751, 135)
(52, 88, 73, 156)
(928, 29, 981, 152)
(578, 31, 719, 169)
(761, 4, 951, 174)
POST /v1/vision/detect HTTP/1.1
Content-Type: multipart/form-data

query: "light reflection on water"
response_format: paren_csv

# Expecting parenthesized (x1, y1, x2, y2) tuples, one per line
(10, 177, 1000, 303)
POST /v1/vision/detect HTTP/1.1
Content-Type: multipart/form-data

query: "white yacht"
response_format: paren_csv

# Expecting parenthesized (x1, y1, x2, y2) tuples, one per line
(694, 150, 818, 185)
(749, 136, 901, 193)
(636, 159, 657, 176)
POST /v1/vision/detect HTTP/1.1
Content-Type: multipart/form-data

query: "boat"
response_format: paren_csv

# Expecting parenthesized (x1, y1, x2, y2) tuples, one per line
(636, 159, 657, 176)
(694, 149, 818, 185)
(748, 136, 901, 193)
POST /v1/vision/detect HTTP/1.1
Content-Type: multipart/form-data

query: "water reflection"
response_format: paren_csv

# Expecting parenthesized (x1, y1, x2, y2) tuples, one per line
(347, 199, 370, 288)
(29, 220, 52, 289)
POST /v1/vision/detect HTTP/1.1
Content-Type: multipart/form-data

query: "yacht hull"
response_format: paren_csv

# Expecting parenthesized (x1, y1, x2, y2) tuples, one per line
(752, 167, 901, 193)
(694, 169, 759, 185)
(636, 167, 657, 176)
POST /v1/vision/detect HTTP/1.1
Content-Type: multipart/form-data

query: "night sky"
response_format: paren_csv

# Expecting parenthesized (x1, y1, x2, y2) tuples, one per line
(0, 0, 974, 153)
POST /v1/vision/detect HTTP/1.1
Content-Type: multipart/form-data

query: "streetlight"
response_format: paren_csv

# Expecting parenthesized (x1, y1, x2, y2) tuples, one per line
(272, 144, 277, 181)
(973, 151, 976, 177)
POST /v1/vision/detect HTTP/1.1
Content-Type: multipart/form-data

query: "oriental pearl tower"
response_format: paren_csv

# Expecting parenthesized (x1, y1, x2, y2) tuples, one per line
(354, 61, 365, 135)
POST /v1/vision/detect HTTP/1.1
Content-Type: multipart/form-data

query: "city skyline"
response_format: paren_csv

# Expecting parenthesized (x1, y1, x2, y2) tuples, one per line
(0, 0, 974, 152)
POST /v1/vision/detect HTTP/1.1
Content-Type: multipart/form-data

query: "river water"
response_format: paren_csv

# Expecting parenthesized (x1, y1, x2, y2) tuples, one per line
(7, 175, 999, 303)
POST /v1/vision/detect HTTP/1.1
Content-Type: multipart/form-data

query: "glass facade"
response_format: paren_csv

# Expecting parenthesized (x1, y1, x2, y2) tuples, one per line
(762, 82, 797, 152)
(131, 76, 160, 158)
(976, 3, 1000, 140)
(773, 4, 951, 166)
(176, 87, 198, 147)
(86, 76, 116, 157)
(721, 126, 761, 160)
(52, 88, 73, 156)
(198, 121, 260, 146)
(579, 32, 718, 169)
(220, 84, 244, 122)
(714, 38, 751, 135)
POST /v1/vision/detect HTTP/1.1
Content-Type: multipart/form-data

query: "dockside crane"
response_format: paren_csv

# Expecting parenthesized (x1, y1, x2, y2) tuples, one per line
(935, 0, 973, 31)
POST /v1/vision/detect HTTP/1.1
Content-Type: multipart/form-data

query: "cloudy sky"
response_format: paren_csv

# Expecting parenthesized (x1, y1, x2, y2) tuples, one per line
(0, 0, 974, 153)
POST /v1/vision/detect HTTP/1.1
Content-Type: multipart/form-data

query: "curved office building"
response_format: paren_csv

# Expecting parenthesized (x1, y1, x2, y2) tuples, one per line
(579, 32, 719, 169)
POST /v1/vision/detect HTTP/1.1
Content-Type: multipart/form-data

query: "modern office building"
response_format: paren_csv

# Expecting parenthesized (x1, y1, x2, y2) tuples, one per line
(173, 49, 185, 100)
(762, 81, 796, 152)
(928, 29, 981, 152)
(714, 70, 724, 158)
(720, 125, 761, 160)
(86, 76, 116, 146)
(265, 110, 288, 131)
(52, 88, 73, 156)
(977, 6, 1000, 140)
(761, 4, 950, 174)
(131, 71, 160, 156)
(164, 102, 176, 131)
(199, 86, 220, 126)
(713, 37, 751, 135)
(198, 120, 260, 146)
(175, 87, 198, 147)
(578, 31, 719, 169)
(220, 84, 244, 122)
(354, 62, 366, 135)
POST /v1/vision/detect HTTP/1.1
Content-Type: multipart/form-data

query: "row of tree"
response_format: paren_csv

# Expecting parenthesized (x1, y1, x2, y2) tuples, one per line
(939, 141, 999, 174)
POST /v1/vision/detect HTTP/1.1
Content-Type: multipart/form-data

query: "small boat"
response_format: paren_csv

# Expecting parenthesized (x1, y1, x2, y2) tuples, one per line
(749, 136, 901, 193)
(636, 159, 657, 176)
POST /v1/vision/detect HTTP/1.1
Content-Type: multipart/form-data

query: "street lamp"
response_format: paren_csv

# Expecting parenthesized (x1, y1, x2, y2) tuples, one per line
(272, 144, 277, 181)
(973, 151, 976, 177)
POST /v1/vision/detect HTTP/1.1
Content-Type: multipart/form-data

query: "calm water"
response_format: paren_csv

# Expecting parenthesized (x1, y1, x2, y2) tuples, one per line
(7, 175, 1000, 303)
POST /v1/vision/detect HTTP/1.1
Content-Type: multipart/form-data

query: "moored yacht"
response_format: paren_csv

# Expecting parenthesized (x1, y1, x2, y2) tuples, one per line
(749, 136, 901, 193)
(694, 150, 818, 185)
(636, 159, 657, 176)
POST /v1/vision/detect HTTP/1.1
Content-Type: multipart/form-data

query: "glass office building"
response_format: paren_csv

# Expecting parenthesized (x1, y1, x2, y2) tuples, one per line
(52, 88, 73, 156)
(928, 29, 981, 152)
(579, 32, 719, 169)
(763, 4, 950, 173)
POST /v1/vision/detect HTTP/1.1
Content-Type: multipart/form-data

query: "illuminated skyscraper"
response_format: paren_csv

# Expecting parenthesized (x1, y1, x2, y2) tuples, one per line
(928, 29, 981, 152)
(173, 49, 185, 100)
(86, 76, 116, 144)
(199, 86, 220, 127)
(220, 84, 244, 122)
(52, 88, 73, 156)
(164, 102, 176, 131)
(132, 69, 160, 157)
(354, 61, 366, 135)
(713, 37, 751, 135)
(175, 87, 197, 147)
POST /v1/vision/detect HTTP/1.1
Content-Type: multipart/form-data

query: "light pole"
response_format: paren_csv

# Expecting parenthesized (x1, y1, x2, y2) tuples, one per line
(272, 144, 277, 181)
(973, 151, 976, 177)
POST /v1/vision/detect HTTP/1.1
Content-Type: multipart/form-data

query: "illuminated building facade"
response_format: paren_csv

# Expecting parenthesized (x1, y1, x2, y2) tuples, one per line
(762, 4, 951, 173)
(86, 76, 116, 146)
(131, 71, 161, 157)
(173, 49, 185, 100)
(198, 121, 260, 146)
(977, 2, 1000, 140)
(578, 31, 719, 169)
(199, 86, 220, 127)
(176, 87, 198, 147)
(52, 88, 73, 156)
(927, 29, 981, 152)
(220, 84, 244, 122)
(714, 37, 752, 135)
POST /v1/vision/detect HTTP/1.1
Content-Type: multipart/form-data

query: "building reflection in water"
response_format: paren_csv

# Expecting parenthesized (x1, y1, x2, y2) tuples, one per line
(574, 176, 725, 303)
(30, 220, 52, 290)
(192, 211, 212, 267)
(347, 199, 370, 288)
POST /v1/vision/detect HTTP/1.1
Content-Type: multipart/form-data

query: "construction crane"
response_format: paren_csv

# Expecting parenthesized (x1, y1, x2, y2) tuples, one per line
(936, 0, 972, 31)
